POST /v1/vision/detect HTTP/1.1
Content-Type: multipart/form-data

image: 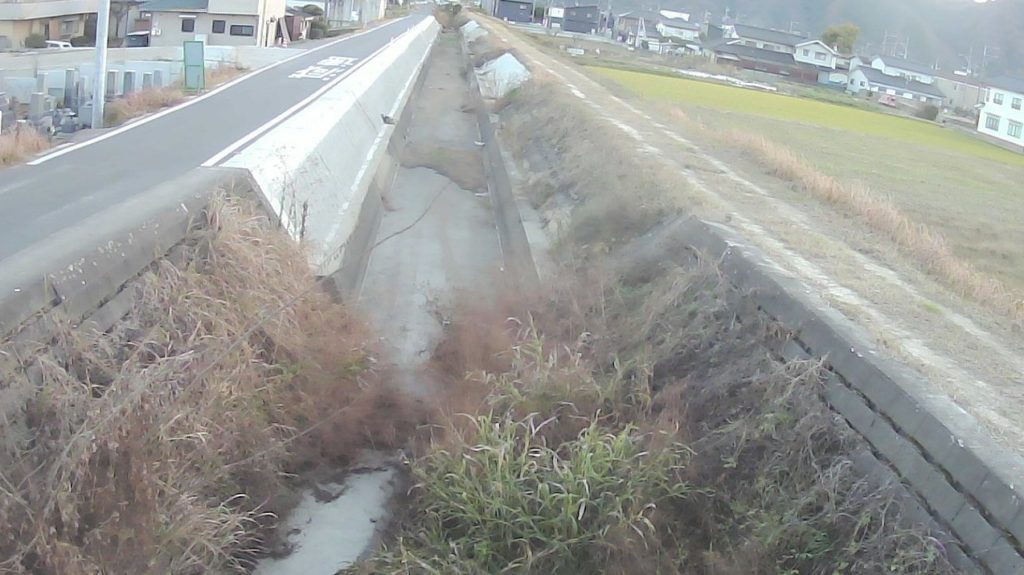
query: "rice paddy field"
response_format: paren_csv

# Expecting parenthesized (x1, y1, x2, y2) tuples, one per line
(591, 66, 1024, 292)
(592, 67, 1024, 165)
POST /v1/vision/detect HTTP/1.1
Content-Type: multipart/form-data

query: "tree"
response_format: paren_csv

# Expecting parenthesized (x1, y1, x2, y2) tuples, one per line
(24, 33, 47, 49)
(302, 3, 324, 16)
(821, 23, 859, 54)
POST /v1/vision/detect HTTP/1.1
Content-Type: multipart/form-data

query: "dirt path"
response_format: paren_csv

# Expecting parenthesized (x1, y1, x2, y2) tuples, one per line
(481, 20, 1024, 459)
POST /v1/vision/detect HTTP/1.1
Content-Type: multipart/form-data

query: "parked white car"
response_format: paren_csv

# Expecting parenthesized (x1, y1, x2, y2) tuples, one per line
(44, 40, 73, 49)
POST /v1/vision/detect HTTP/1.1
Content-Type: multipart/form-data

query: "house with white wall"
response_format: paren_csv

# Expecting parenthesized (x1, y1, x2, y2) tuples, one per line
(794, 40, 837, 69)
(140, 0, 285, 47)
(847, 66, 944, 105)
(656, 16, 699, 42)
(977, 76, 1024, 148)
(870, 56, 936, 85)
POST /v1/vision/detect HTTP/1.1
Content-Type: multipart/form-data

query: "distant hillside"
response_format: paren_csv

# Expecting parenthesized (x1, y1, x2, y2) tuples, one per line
(613, 0, 1024, 77)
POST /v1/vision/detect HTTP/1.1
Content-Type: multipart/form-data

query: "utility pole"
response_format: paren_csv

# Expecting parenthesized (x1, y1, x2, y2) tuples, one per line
(92, 0, 111, 129)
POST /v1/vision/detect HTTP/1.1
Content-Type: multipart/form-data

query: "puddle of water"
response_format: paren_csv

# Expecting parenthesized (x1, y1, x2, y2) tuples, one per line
(252, 461, 397, 575)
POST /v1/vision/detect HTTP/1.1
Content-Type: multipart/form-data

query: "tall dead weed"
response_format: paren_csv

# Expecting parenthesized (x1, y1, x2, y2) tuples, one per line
(0, 124, 49, 167)
(702, 120, 1024, 324)
(0, 195, 421, 574)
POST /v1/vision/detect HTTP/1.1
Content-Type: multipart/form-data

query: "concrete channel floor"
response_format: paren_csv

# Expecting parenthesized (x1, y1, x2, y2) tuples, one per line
(359, 33, 502, 399)
(252, 32, 502, 575)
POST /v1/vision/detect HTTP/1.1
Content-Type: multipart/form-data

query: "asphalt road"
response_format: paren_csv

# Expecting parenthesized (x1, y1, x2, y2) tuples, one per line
(0, 14, 426, 263)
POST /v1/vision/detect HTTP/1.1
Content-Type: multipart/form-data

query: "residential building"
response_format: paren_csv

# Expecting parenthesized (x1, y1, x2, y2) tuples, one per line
(935, 72, 984, 114)
(709, 41, 819, 82)
(562, 5, 598, 34)
(726, 23, 804, 54)
(283, 5, 313, 41)
(614, 11, 647, 42)
(139, 0, 286, 47)
(977, 76, 1024, 148)
(846, 66, 944, 105)
(705, 24, 849, 85)
(870, 56, 936, 85)
(323, 0, 384, 26)
(793, 40, 837, 69)
(544, 5, 562, 28)
(494, 0, 531, 23)
(643, 27, 676, 53)
(656, 16, 698, 42)
(0, 0, 140, 48)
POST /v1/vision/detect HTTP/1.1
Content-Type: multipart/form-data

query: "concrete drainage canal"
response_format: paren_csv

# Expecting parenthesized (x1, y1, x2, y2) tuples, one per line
(254, 17, 986, 575)
(252, 27, 508, 575)
(0, 12, 1002, 575)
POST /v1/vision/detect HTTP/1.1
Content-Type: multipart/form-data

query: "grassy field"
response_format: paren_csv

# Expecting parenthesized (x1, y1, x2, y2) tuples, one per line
(592, 65, 1024, 292)
(593, 67, 1024, 166)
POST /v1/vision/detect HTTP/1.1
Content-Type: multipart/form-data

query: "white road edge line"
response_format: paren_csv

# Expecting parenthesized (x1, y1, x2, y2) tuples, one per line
(26, 17, 412, 167)
(200, 33, 402, 167)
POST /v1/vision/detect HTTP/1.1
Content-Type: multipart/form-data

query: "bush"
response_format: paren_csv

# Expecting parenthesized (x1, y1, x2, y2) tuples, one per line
(0, 124, 50, 167)
(24, 33, 47, 49)
(915, 103, 940, 121)
(69, 35, 94, 47)
(308, 27, 324, 39)
(364, 327, 694, 574)
(387, 418, 691, 572)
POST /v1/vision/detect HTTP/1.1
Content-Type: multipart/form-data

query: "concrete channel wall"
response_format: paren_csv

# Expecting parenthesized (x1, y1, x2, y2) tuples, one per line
(456, 19, 1024, 574)
(223, 16, 440, 276)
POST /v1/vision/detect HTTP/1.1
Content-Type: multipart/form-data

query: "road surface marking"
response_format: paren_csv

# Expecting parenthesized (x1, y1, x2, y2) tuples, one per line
(26, 17, 412, 167)
(288, 56, 359, 81)
(200, 39, 397, 167)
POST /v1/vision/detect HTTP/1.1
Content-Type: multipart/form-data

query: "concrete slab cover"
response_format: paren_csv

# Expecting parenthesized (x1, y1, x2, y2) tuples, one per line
(461, 20, 488, 43)
(476, 53, 530, 99)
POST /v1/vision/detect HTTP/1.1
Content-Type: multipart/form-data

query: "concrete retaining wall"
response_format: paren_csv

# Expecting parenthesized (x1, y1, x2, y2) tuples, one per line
(0, 168, 253, 448)
(672, 217, 1024, 574)
(223, 16, 440, 276)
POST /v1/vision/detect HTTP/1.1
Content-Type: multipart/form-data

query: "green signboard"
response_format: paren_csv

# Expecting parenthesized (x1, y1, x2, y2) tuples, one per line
(183, 40, 206, 92)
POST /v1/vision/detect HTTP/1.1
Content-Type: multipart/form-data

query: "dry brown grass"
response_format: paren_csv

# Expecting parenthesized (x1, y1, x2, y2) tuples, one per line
(699, 118, 1024, 323)
(103, 86, 183, 125)
(0, 124, 50, 167)
(104, 66, 244, 126)
(0, 194, 423, 574)
(501, 80, 687, 249)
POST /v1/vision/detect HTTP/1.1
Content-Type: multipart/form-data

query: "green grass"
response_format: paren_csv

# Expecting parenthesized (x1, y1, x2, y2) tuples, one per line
(593, 67, 1024, 166)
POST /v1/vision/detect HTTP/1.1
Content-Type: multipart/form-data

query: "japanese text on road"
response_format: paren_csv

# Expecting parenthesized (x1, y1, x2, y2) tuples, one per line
(289, 56, 360, 81)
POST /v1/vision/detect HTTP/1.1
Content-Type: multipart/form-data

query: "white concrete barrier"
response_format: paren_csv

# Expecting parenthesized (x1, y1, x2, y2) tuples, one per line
(223, 16, 440, 275)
